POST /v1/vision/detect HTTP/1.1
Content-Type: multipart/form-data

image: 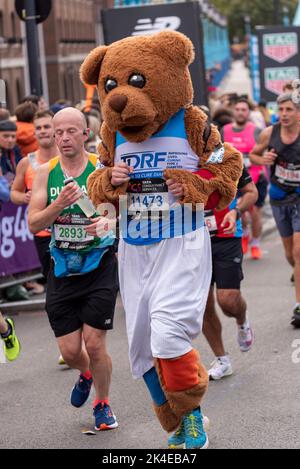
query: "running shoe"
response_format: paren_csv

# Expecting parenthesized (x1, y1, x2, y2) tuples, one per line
(291, 306, 300, 328)
(168, 416, 210, 448)
(168, 421, 185, 448)
(242, 235, 249, 254)
(291, 273, 295, 283)
(94, 403, 118, 431)
(58, 354, 66, 366)
(2, 318, 21, 362)
(251, 246, 262, 260)
(70, 373, 93, 408)
(238, 320, 254, 352)
(183, 408, 209, 449)
(208, 357, 233, 381)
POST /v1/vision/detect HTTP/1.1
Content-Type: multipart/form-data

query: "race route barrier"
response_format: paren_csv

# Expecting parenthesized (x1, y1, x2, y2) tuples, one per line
(0, 202, 40, 277)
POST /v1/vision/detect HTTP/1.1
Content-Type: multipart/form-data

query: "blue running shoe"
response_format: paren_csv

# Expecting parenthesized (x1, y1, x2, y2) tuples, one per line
(70, 374, 93, 408)
(94, 403, 118, 431)
(183, 408, 209, 449)
(168, 421, 185, 448)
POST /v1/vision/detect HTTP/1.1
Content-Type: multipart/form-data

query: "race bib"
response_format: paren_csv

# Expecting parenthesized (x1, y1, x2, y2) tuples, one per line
(275, 164, 300, 184)
(127, 178, 169, 215)
(54, 224, 93, 243)
(204, 210, 218, 236)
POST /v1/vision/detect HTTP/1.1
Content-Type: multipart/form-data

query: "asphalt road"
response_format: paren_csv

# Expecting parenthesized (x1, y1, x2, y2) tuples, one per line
(1, 231, 300, 449)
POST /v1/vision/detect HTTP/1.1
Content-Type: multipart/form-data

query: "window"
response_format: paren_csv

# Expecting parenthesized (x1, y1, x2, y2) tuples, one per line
(11, 12, 16, 38)
(0, 11, 4, 38)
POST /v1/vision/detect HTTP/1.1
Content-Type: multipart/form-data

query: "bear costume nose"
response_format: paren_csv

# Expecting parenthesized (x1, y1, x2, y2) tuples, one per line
(109, 95, 128, 113)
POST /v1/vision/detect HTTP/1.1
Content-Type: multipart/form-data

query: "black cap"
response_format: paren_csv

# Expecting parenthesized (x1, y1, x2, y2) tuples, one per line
(0, 120, 17, 132)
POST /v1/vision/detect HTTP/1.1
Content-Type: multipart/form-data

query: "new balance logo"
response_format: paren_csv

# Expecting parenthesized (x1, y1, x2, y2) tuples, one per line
(132, 17, 181, 36)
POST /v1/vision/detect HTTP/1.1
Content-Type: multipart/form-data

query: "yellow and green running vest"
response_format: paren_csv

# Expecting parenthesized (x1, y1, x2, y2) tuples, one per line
(47, 154, 113, 277)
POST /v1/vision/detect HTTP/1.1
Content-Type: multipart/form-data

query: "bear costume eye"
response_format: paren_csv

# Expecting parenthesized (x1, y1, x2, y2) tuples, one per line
(128, 74, 146, 89)
(105, 78, 118, 93)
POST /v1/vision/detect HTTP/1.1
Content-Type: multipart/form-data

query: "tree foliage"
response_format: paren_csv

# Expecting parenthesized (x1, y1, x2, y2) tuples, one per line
(211, 0, 299, 41)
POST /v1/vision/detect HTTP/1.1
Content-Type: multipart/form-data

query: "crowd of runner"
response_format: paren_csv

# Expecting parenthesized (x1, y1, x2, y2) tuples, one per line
(1, 79, 300, 448)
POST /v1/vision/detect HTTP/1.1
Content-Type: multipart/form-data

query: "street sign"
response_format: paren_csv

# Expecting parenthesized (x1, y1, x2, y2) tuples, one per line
(15, 0, 52, 24)
(256, 25, 300, 104)
(101, 2, 208, 105)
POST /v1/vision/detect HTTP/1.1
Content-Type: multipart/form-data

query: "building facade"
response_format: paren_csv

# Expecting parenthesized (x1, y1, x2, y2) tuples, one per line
(0, 0, 112, 113)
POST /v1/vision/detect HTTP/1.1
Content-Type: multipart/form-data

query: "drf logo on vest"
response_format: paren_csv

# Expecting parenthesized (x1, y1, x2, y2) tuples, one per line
(121, 152, 167, 169)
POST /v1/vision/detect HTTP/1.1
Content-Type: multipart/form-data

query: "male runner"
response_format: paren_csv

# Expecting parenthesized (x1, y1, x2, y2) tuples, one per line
(28, 107, 119, 430)
(11, 110, 57, 279)
(223, 98, 268, 259)
(203, 168, 258, 380)
(250, 93, 300, 327)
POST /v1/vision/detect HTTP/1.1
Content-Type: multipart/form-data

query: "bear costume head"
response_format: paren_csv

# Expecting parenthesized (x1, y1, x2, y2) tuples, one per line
(80, 31, 242, 210)
(80, 31, 194, 143)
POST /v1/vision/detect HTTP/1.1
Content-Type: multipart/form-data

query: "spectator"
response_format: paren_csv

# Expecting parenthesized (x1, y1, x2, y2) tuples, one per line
(0, 120, 22, 184)
(83, 113, 101, 154)
(15, 102, 39, 157)
(212, 107, 234, 131)
(50, 99, 72, 115)
(0, 108, 10, 121)
(20, 94, 39, 106)
(0, 167, 10, 203)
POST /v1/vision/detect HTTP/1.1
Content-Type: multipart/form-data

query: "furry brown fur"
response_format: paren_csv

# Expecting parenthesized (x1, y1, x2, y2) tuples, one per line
(81, 31, 242, 209)
(154, 350, 209, 423)
(153, 402, 182, 433)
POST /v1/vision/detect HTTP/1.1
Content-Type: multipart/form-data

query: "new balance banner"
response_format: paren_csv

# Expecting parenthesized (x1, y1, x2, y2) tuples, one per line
(101, 2, 207, 105)
(0, 202, 40, 276)
(256, 25, 300, 104)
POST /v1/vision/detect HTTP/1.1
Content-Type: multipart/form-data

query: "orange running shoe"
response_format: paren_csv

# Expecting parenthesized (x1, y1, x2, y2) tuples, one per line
(251, 246, 262, 260)
(242, 235, 249, 254)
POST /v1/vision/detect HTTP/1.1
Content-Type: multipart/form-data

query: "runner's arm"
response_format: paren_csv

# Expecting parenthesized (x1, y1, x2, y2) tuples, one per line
(28, 165, 82, 234)
(10, 158, 30, 205)
(236, 181, 258, 213)
(250, 126, 273, 165)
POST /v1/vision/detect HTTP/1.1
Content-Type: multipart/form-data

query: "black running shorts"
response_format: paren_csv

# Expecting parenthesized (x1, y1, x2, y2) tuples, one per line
(34, 235, 51, 279)
(46, 249, 118, 338)
(211, 237, 244, 290)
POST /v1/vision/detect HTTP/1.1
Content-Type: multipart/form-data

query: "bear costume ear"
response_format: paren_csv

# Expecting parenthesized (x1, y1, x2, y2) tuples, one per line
(151, 31, 195, 67)
(80, 46, 108, 86)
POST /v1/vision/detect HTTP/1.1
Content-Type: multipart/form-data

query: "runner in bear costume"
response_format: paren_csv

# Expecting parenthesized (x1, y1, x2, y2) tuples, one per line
(80, 31, 242, 449)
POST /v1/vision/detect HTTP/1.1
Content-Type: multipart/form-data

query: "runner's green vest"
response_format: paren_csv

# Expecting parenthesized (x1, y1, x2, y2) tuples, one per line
(47, 154, 100, 254)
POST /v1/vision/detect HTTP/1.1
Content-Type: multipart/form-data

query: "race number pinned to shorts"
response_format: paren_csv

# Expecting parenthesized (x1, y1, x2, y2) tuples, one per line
(207, 144, 225, 164)
(204, 210, 218, 236)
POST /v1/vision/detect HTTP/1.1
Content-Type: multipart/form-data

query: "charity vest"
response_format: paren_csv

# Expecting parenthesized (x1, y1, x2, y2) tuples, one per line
(269, 123, 300, 205)
(47, 154, 112, 277)
(205, 199, 243, 239)
(223, 122, 266, 184)
(115, 109, 205, 246)
(26, 152, 51, 238)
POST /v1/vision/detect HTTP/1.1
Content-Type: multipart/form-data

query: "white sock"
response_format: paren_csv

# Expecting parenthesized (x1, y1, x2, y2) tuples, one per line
(243, 227, 250, 238)
(251, 237, 260, 248)
(217, 354, 231, 365)
(239, 315, 250, 330)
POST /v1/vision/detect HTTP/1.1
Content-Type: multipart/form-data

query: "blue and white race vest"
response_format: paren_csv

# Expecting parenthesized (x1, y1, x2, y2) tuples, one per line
(115, 109, 205, 245)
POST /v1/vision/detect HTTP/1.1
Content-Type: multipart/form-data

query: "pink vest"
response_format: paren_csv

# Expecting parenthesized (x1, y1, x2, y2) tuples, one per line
(223, 122, 267, 184)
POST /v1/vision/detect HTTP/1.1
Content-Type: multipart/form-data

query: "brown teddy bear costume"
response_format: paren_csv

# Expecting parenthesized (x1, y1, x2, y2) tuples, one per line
(80, 31, 242, 445)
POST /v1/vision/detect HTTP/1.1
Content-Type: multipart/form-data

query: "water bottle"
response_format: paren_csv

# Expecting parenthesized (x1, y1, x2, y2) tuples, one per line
(63, 177, 97, 218)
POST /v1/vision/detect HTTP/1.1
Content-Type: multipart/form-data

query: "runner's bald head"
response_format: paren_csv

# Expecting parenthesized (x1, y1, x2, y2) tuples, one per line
(53, 107, 87, 131)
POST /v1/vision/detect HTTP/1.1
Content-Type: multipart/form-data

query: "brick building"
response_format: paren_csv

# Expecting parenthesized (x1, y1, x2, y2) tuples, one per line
(0, 0, 113, 113)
